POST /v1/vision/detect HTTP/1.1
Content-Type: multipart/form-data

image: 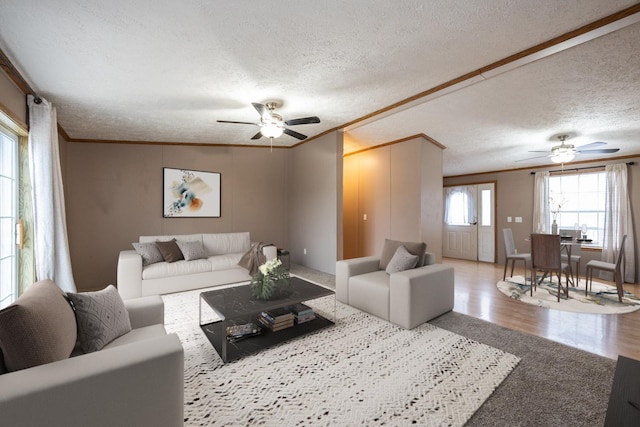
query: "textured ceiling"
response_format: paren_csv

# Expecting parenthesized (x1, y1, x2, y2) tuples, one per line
(1, 0, 639, 176)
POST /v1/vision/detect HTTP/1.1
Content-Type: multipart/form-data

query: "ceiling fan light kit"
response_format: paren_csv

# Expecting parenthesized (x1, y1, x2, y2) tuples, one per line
(217, 101, 320, 143)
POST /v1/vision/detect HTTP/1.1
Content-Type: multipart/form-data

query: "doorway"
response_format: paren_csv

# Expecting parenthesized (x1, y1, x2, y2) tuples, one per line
(443, 183, 495, 262)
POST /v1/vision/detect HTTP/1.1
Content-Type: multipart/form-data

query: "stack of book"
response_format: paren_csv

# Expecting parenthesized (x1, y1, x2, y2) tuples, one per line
(226, 323, 262, 343)
(258, 307, 294, 332)
(285, 303, 316, 324)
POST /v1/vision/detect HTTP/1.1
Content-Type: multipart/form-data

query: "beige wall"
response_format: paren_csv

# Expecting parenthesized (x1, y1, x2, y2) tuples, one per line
(342, 136, 443, 261)
(64, 141, 292, 291)
(0, 70, 26, 124)
(444, 157, 640, 282)
(289, 131, 343, 274)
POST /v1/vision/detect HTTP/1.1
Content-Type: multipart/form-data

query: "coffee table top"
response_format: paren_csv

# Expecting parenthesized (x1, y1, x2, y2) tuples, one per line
(200, 276, 334, 319)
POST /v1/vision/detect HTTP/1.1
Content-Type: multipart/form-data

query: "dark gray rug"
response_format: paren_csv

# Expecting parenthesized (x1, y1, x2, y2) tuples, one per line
(430, 311, 615, 426)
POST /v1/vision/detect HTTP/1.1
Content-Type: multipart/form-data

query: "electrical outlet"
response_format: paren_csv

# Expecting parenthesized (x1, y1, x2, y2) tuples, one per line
(507, 216, 512, 223)
(363, 214, 367, 221)
(303, 248, 307, 255)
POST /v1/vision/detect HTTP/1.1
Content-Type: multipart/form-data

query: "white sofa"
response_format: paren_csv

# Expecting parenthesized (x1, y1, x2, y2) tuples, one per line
(336, 242, 455, 329)
(0, 292, 184, 427)
(118, 232, 276, 299)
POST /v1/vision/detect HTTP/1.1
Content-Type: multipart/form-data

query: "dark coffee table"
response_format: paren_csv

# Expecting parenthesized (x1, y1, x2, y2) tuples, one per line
(199, 276, 335, 363)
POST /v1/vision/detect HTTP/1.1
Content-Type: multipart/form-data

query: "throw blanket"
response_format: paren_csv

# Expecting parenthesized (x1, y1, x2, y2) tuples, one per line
(238, 242, 273, 276)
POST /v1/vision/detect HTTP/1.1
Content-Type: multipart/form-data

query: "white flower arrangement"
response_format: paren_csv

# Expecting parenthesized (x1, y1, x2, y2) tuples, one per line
(251, 257, 290, 300)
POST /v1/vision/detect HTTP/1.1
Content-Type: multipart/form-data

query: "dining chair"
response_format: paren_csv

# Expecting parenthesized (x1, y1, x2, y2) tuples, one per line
(559, 229, 581, 285)
(502, 228, 531, 282)
(530, 233, 571, 302)
(585, 235, 627, 302)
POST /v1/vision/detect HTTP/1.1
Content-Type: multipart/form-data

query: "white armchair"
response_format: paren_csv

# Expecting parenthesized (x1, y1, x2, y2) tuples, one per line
(336, 240, 454, 329)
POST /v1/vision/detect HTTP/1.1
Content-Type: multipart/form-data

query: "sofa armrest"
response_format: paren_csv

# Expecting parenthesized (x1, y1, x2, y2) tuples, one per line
(336, 256, 380, 303)
(389, 264, 455, 329)
(0, 334, 184, 427)
(124, 295, 164, 329)
(424, 252, 436, 266)
(117, 249, 143, 300)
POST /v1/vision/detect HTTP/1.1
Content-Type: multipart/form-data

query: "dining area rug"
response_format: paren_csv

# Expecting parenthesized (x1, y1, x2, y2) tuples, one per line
(498, 275, 640, 314)
(163, 285, 520, 426)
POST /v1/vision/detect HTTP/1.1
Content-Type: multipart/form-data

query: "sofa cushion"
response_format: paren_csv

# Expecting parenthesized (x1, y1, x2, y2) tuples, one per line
(176, 240, 208, 261)
(379, 239, 427, 270)
(103, 324, 167, 350)
(385, 245, 419, 274)
(156, 239, 185, 263)
(209, 253, 244, 270)
(132, 242, 164, 266)
(0, 280, 77, 372)
(67, 285, 132, 353)
(349, 271, 391, 321)
(202, 232, 250, 256)
(142, 259, 212, 280)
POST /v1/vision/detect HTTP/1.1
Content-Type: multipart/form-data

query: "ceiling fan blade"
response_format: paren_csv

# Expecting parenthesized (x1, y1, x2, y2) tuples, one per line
(252, 103, 272, 121)
(527, 150, 549, 153)
(217, 120, 259, 125)
(283, 128, 307, 140)
(285, 116, 321, 126)
(251, 131, 263, 140)
(515, 154, 550, 162)
(578, 148, 620, 154)
(575, 141, 606, 151)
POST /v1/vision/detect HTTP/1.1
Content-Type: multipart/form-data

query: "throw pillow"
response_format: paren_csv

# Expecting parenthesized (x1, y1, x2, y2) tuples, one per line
(132, 242, 164, 266)
(0, 280, 77, 372)
(176, 240, 208, 261)
(155, 239, 184, 263)
(379, 239, 427, 270)
(385, 245, 419, 274)
(67, 285, 132, 353)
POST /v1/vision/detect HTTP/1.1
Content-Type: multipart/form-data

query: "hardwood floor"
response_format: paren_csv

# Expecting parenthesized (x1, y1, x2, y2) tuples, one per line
(444, 257, 640, 360)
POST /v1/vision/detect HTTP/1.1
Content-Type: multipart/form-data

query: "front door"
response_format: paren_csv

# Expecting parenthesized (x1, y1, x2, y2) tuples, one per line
(443, 183, 495, 262)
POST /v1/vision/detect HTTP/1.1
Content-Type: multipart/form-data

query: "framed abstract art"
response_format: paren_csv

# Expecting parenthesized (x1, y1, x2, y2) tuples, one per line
(163, 168, 221, 218)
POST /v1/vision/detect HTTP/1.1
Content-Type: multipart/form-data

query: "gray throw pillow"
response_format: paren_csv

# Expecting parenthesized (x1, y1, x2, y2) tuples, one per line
(379, 239, 427, 270)
(67, 285, 132, 353)
(0, 280, 77, 372)
(155, 239, 184, 263)
(385, 245, 419, 274)
(132, 242, 164, 266)
(176, 240, 208, 261)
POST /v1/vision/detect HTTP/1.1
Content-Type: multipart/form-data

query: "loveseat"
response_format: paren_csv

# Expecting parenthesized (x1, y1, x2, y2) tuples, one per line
(0, 280, 184, 427)
(336, 239, 455, 329)
(118, 231, 276, 299)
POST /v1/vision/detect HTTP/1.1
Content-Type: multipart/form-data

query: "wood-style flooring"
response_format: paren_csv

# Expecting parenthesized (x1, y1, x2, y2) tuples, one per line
(444, 257, 640, 361)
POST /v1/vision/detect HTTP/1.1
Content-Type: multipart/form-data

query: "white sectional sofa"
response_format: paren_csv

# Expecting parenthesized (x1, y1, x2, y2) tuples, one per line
(117, 232, 276, 299)
(0, 282, 184, 427)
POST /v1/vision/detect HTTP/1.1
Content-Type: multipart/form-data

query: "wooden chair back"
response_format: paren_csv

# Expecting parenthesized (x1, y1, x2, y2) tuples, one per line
(531, 233, 562, 272)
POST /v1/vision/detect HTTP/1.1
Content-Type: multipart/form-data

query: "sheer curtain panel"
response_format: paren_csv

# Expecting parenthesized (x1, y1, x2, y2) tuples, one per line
(27, 95, 76, 292)
(532, 171, 549, 233)
(602, 163, 635, 283)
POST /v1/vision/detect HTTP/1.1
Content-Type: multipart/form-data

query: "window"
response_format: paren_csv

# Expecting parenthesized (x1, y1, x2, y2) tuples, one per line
(445, 190, 470, 225)
(0, 126, 18, 308)
(548, 171, 606, 243)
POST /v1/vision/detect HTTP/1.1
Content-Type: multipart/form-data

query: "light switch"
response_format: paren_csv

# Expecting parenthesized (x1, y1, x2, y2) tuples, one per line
(363, 214, 367, 221)
(507, 216, 512, 223)
(515, 217, 523, 223)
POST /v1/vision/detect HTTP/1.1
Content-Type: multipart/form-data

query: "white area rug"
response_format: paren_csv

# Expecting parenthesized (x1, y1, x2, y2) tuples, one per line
(163, 283, 520, 426)
(498, 275, 640, 314)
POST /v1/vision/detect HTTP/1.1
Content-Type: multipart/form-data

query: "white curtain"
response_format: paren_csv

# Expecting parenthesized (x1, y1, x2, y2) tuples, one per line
(602, 163, 635, 283)
(532, 171, 549, 233)
(444, 186, 476, 225)
(27, 95, 77, 292)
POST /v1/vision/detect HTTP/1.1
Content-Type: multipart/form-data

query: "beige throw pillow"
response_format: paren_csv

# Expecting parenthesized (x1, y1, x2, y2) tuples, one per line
(379, 239, 427, 270)
(0, 280, 77, 372)
(385, 245, 419, 274)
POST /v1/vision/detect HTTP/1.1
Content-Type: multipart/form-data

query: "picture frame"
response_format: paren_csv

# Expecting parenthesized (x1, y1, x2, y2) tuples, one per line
(163, 168, 221, 218)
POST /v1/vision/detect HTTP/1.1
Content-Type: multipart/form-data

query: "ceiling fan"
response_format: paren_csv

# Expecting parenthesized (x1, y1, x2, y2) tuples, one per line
(217, 102, 320, 141)
(517, 134, 620, 163)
